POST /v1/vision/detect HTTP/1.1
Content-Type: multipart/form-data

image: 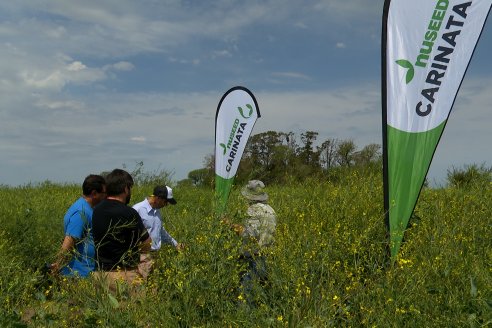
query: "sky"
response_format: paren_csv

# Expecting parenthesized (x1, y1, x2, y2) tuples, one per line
(1, 0, 491, 186)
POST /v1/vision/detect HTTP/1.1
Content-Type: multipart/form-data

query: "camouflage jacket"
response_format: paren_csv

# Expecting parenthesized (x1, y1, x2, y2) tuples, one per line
(241, 203, 277, 249)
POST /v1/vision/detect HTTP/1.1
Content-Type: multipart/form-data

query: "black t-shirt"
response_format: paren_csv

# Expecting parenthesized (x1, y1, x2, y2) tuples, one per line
(92, 199, 149, 270)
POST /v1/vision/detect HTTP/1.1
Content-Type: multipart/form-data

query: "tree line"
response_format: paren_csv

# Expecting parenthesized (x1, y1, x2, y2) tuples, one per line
(184, 130, 382, 187)
(121, 129, 490, 189)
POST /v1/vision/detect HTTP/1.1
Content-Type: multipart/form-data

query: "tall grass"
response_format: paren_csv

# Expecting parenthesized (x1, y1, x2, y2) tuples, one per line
(0, 173, 490, 327)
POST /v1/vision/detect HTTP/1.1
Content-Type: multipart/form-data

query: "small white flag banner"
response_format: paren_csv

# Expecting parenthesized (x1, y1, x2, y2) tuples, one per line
(215, 86, 260, 214)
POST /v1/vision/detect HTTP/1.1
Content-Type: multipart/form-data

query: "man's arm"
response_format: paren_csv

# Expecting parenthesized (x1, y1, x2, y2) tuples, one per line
(139, 236, 152, 253)
(160, 225, 179, 247)
(51, 235, 76, 273)
(221, 217, 245, 235)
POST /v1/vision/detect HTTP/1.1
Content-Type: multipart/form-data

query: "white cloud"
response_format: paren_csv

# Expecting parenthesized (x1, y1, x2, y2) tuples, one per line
(67, 61, 87, 72)
(45, 25, 67, 39)
(20, 62, 106, 91)
(35, 99, 86, 111)
(169, 57, 201, 65)
(336, 42, 346, 49)
(294, 22, 308, 29)
(21, 70, 66, 90)
(111, 61, 135, 71)
(313, 0, 383, 21)
(213, 50, 232, 58)
(131, 136, 146, 142)
(271, 72, 311, 81)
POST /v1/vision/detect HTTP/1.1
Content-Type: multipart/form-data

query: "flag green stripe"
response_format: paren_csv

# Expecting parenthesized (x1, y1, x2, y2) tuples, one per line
(387, 121, 445, 258)
(215, 175, 235, 216)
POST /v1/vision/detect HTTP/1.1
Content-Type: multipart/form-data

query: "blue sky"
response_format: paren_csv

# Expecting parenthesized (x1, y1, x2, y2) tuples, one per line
(1, 0, 491, 186)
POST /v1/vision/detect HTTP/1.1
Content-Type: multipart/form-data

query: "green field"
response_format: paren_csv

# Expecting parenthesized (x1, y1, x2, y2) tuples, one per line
(0, 170, 491, 327)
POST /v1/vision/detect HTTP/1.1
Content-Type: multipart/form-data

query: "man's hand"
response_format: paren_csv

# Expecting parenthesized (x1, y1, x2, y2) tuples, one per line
(176, 243, 186, 251)
(140, 237, 152, 253)
(221, 216, 244, 235)
(51, 236, 76, 275)
(48, 263, 60, 275)
(231, 224, 244, 235)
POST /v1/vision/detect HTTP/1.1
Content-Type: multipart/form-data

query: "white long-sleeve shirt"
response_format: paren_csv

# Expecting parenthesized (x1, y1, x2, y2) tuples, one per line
(133, 198, 177, 250)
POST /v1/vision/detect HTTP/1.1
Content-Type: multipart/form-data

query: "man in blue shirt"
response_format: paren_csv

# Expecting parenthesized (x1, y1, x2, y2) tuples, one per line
(51, 174, 106, 277)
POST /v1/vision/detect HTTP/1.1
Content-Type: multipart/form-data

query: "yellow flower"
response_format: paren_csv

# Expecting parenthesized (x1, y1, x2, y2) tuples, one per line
(398, 258, 413, 268)
(396, 307, 407, 314)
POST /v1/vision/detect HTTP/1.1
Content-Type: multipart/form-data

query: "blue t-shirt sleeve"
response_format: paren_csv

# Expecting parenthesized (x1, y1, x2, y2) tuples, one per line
(65, 211, 86, 239)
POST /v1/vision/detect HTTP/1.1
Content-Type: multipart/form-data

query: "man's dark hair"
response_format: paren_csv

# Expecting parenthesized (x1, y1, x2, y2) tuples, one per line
(105, 169, 134, 196)
(82, 174, 106, 196)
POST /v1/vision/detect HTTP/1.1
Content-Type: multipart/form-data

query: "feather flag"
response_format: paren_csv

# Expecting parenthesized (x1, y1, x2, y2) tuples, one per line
(215, 86, 260, 215)
(382, 0, 491, 259)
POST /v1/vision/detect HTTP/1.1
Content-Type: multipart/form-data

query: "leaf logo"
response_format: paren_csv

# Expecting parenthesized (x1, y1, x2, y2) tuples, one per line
(396, 59, 414, 84)
(219, 143, 226, 155)
(238, 104, 253, 119)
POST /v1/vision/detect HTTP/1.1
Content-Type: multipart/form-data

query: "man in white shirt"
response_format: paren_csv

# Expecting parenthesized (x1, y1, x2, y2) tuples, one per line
(133, 185, 184, 252)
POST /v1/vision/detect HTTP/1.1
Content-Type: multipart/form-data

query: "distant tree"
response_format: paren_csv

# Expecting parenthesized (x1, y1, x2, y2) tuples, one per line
(298, 131, 319, 166)
(187, 168, 210, 187)
(245, 131, 285, 168)
(353, 143, 381, 166)
(190, 130, 387, 186)
(197, 153, 215, 187)
(203, 153, 214, 173)
(122, 161, 174, 186)
(284, 131, 296, 151)
(336, 140, 356, 167)
(177, 178, 193, 187)
(318, 138, 339, 170)
(240, 131, 297, 183)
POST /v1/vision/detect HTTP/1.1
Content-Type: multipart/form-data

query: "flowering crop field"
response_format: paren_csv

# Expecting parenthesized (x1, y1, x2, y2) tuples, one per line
(0, 171, 490, 327)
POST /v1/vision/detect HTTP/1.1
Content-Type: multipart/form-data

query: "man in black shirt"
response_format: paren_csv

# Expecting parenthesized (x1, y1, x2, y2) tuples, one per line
(92, 169, 151, 287)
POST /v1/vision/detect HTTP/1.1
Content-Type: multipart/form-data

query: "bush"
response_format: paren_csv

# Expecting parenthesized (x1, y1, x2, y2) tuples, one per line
(446, 163, 492, 189)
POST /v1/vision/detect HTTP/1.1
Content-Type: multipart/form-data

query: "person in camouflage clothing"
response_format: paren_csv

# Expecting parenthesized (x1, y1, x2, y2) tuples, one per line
(237, 180, 277, 305)
(240, 180, 277, 250)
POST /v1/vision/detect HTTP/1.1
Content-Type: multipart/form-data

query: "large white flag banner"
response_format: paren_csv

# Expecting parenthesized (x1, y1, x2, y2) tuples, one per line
(382, 0, 491, 259)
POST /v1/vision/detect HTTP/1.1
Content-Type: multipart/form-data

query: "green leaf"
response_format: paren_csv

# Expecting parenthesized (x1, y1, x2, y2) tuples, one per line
(108, 294, 120, 309)
(219, 143, 226, 155)
(470, 276, 477, 298)
(246, 104, 253, 116)
(238, 104, 253, 119)
(395, 59, 415, 84)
